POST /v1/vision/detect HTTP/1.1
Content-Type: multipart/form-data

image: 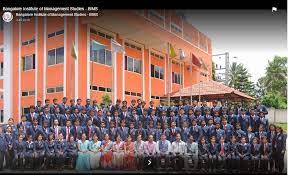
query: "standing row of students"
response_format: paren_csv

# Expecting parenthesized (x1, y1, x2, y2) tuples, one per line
(0, 97, 285, 172)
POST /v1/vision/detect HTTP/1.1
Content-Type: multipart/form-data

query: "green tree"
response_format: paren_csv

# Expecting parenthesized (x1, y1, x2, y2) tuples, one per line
(262, 56, 287, 97)
(101, 93, 111, 107)
(228, 62, 255, 97)
(258, 56, 287, 109)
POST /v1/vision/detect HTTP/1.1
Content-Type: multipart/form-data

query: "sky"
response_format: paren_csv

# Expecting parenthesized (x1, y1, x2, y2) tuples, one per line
(183, 10, 287, 83)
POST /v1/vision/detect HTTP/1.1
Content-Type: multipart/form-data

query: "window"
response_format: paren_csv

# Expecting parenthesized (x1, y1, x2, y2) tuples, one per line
(47, 47, 64, 66)
(22, 108, 30, 115)
(90, 42, 112, 66)
(55, 86, 64, 92)
(0, 110, 3, 123)
(22, 91, 28, 97)
(125, 91, 141, 97)
(171, 23, 182, 35)
(0, 48, 3, 53)
(90, 84, 111, 93)
(0, 62, 3, 76)
(47, 88, 55, 94)
(48, 29, 64, 38)
(29, 91, 35, 95)
(151, 64, 164, 80)
(90, 28, 114, 40)
(22, 54, 35, 71)
(0, 93, 3, 99)
(124, 42, 142, 51)
(22, 38, 35, 46)
(151, 96, 161, 100)
(151, 51, 164, 60)
(125, 56, 142, 74)
(148, 10, 164, 27)
(98, 87, 106, 92)
(184, 33, 193, 43)
(172, 72, 182, 84)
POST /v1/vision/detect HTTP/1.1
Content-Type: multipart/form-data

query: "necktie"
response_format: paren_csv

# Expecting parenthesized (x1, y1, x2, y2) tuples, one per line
(224, 125, 226, 130)
(89, 127, 91, 139)
(221, 144, 224, 154)
(67, 127, 70, 140)
(56, 127, 58, 138)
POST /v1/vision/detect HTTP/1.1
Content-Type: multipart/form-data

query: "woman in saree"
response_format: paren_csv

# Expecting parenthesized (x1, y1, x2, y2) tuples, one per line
(100, 133, 113, 169)
(75, 133, 90, 171)
(124, 135, 136, 170)
(88, 134, 102, 169)
(112, 134, 125, 169)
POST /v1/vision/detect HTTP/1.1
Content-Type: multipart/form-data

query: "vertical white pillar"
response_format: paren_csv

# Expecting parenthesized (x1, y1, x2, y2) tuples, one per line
(63, 17, 67, 97)
(43, 17, 47, 104)
(87, 25, 91, 99)
(3, 21, 13, 123)
(35, 17, 38, 105)
(74, 17, 79, 100)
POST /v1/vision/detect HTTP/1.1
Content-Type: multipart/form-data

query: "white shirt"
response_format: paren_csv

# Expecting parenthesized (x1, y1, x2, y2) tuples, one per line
(172, 140, 186, 155)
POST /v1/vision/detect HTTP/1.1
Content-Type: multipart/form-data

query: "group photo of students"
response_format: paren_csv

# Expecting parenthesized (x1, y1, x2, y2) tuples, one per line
(0, 97, 286, 173)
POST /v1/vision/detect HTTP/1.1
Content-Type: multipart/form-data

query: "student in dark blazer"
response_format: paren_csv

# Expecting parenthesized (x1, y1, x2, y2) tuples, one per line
(237, 136, 251, 172)
(227, 135, 239, 172)
(217, 136, 229, 170)
(34, 134, 46, 170)
(4, 125, 15, 169)
(108, 121, 117, 142)
(208, 136, 219, 172)
(55, 133, 67, 170)
(0, 127, 7, 170)
(61, 120, 75, 141)
(83, 119, 99, 141)
(198, 136, 209, 171)
(13, 134, 26, 169)
(44, 133, 56, 169)
(25, 135, 35, 169)
(273, 126, 286, 173)
(169, 122, 181, 143)
(66, 135, 78, 169)
(250, 137, 261, 172)
(117, 120, 129, 141)
(259, 136, 272, 172)
(26, 106, 40, 124)
(73, 118, 83, 141)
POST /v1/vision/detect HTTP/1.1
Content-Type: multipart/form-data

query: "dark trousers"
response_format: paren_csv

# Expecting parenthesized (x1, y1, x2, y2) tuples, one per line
(45, 154, 55, 169)
(135, 155, 144, 170)
(5, 149, 13, 169)
(275, 152, 285, 173)
(172, 154, 184, 171)
(156, 154, 170, 170)
(249, 159, 260, 171)
(0, 151, 4, 170)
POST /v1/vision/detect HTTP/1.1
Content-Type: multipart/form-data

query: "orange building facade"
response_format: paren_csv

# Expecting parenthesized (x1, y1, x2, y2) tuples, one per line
(0, 10, 212, 123)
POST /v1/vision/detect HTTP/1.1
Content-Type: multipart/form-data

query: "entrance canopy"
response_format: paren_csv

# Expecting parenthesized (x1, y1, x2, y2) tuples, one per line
(166, 80, 255, 102)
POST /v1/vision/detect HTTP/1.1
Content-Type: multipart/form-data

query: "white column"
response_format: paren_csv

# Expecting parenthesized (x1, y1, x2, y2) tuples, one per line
(87, 24, 91, 99)
(3, 21, 13, 123)
(74, 17, 79, 99)
(18, 22, 21, 119)
(142, 46, 145, 101)
(112, 50, 117, 103)
(63, 17, 67, 97)
(122, 40, 125, 100)
(35, 17, 38, 105)
(148, 49, 151, 101)
(43, 17, 47, 104)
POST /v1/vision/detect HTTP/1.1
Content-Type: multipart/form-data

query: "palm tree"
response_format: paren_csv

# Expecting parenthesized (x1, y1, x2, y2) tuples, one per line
(263, 56, 287, 97)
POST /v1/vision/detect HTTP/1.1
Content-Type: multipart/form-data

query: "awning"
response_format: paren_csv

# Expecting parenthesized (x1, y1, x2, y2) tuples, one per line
(192, 54, 202, 67)
(165, 80, 255, 101)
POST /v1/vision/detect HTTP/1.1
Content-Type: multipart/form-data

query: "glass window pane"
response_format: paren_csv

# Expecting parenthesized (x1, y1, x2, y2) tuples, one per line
(151, 64, 154, 77)
(56, 29, 64, 36)
(48, 32, 55, 38)
(56, 86, 64, 92)
(106, 88, 112, 92)
(160, 67, 164, 79)
(134, 59, 141, 73)
(47, 88, 55, 93)
(125, 91, 130, 95)
(127, 57, 133, 72)
(131, 92, 136, 96)
(22, 91, 28, 96)
(56, 47, 64, 64)
(99, 87, 105, 91)
(105, 50, 112, 66)
(155, 66, 159, 78)
(29, 91, 35, 95)
(48, 49, 55, 65)
(24, 55, 33, 70)
(98, 49, 105, 64)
